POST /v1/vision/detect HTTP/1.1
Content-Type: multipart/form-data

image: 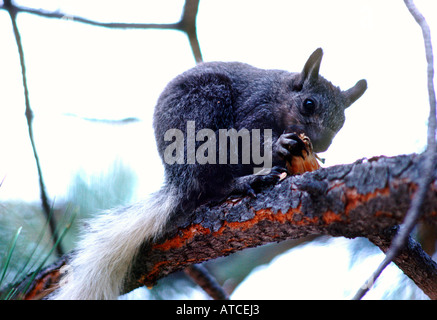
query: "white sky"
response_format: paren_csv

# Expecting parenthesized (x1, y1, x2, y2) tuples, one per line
(0, 0, 436, 299)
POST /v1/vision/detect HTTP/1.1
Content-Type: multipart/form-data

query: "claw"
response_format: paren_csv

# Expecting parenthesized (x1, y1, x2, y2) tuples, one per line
(283, 134, 308, 160)
(278, 172, 288, 181)
(247, 187, 257, 199)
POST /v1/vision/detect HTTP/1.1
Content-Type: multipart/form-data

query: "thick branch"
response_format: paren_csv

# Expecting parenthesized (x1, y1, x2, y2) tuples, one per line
(126, 153, 437, 295)
(19, 153, 437, 299)
(368, 229, 437, 300)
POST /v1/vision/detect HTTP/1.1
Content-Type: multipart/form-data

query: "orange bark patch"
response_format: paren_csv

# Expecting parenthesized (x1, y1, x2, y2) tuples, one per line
(24, 269, 62, 300)
(152, 204, 323, 253)
(344, 186, 391, 213)
(153, 224, 211, 251)
(322, 211, 343, 224)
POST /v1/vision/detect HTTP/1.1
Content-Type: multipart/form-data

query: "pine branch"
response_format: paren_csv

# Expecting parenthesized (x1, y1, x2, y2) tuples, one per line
(20, 153, 437, 300)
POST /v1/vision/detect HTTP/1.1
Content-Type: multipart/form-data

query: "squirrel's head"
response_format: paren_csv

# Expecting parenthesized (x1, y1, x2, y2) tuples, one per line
(280, 48, 367, 153)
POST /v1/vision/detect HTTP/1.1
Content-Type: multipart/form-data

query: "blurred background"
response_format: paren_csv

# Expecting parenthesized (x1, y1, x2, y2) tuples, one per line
(0, 0, 436, 299)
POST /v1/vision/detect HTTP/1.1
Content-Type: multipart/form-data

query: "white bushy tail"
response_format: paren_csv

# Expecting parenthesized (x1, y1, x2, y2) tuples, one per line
(50, 187, 177, 300)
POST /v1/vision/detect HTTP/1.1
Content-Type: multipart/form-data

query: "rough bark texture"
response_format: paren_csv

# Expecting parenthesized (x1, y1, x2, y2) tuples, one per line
(368, 229, 437, 299)
(19, 153, 437, 299)
(125, 153, 437, 296)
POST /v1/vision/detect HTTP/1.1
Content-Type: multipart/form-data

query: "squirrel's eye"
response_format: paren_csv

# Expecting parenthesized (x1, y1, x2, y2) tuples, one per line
(302, 98, 315, 114)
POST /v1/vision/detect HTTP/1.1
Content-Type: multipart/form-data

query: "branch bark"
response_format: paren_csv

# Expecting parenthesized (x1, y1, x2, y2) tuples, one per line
(20, 152, 437, 299)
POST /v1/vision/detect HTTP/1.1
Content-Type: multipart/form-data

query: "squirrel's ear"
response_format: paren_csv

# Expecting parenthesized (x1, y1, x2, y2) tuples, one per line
(298, 48, 323, 87)
(343, 79, 367, 108)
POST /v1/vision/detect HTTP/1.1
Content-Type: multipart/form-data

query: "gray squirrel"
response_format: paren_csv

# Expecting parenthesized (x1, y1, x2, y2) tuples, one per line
(50, 48, 367, 299)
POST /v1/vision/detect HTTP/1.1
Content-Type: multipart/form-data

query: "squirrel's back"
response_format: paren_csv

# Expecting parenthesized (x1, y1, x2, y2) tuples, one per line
(153, 61, 290, 208)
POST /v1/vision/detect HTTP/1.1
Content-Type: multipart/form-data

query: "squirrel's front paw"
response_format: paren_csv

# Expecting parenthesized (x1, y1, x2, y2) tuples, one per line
(230, 166, 287, 198)
(277, 127, 322, 175)
(274, 132, 308, 161)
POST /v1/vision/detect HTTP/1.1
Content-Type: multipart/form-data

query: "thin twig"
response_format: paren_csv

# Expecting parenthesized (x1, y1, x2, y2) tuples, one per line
(184, 265, 229, 300)
(179, 0, 203, 63)
(0, 0, 203, 64)
(353, 0, 436, 300)
(7, 5, 181, 30)
(4, 0, 63, 256)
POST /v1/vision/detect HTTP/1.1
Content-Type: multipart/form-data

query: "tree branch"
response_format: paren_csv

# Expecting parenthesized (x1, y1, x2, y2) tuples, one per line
(353, 0, 436, 300)
(3, 0, 62, 256)
(19, 153, 437, 299)
(0, 0, 203, 63)
(368, 229, 437, 300)
(3, 4, 181, 30)
(179, 0, 203, 63)
(184, 265, 228, 300)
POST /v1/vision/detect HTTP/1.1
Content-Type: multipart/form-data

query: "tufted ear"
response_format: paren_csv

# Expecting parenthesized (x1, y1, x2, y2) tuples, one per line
(342, 79, 367, 108)
(303, 48, 323, 82)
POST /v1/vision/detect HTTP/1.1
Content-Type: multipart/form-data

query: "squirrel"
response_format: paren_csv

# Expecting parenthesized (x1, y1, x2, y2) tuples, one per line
(50, 48, 367, 299)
